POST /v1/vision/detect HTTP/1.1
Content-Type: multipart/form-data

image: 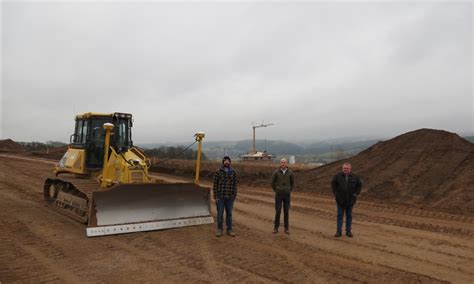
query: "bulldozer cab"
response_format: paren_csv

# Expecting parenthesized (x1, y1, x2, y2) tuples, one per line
(70, 113, 132, 169)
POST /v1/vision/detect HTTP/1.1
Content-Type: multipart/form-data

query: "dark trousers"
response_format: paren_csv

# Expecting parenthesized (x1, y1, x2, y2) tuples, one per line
(336, 203, 353, 233)
(274, 193, 291, 229)
(217, 197, 235, 231)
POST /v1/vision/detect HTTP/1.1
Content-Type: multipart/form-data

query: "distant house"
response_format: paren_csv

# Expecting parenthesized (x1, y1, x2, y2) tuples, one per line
(240, 122, 275, 162)
(240, 150, 273, 162)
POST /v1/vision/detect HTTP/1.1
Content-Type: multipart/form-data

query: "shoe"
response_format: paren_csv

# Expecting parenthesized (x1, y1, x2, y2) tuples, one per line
(334, 232, 342, 237)
(272, 228, 278, 234)
(227, 230, 236, 237)
(216, 229, 222, 237)
(346, 232, 353, 238)
(284, 229, 290, 234)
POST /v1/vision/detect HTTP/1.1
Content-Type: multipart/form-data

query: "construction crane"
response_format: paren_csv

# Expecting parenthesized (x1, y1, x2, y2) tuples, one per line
(252, 122, 274, 154)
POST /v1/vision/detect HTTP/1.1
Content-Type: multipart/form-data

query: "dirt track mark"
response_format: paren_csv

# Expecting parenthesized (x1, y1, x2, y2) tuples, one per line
(0, 153, 57, 165)
(238, 192, 474, 238)
(233, 210, 449, 283)
(243, 187, 474, 224)
(237, 196, 474, 259)
(2, 154, 473, 283)
(0, 217, 84, 283)
(233, 201, 474, 283)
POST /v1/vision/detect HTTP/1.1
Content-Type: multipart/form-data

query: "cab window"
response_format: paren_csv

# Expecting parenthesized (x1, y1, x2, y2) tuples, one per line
(73, 120, 89, 145)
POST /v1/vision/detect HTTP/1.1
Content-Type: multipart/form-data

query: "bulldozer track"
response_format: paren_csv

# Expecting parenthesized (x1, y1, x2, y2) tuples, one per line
(43, 176, 98, 224)
(1, 155, 473, 283)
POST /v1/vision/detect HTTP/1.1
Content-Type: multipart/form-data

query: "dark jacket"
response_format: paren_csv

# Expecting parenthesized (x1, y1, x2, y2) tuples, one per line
(271, 168, 294, 195)
(213, 167, 237, 199)
(331, 172, 362, 207)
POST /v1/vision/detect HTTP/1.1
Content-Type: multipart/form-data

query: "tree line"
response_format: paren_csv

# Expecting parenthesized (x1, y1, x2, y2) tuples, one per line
(17, 141, 207, 160)
(18, 141, 67, 152)
(143, 146, 207, 161)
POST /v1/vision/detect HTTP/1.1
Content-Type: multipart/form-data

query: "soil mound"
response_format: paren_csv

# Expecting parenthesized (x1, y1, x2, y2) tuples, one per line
(0, 139, 26, 151)
(27, 145, 68, 160)
(296, 129, 474, 213)
(48, 145, 68, 153)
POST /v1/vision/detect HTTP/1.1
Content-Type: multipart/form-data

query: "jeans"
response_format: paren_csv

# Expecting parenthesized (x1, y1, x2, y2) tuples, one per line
(217, 197, 235, 231)
(274, 193, 291, 229)
(336, 202, 353, 233)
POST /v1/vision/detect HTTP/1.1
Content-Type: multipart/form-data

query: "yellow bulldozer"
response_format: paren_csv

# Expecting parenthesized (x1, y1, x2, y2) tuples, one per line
(44, 112, 212, 237)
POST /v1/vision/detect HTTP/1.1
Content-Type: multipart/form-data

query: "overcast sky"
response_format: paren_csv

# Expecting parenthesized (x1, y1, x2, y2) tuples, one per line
(1, 1, 473, 144)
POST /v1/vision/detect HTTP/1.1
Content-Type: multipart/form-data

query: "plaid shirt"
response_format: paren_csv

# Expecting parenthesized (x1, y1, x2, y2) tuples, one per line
(213, 167, 237, 199)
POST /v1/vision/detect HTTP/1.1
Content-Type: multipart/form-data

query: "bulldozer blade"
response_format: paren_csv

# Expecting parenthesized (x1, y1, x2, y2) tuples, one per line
(86, 183, 213, 237)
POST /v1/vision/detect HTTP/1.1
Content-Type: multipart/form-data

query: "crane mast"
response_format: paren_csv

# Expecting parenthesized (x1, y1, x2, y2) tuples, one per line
(252, 122, 274, 154)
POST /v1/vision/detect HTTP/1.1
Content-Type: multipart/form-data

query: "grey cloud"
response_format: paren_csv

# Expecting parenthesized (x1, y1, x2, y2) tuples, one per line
(2, 2, 472, 143)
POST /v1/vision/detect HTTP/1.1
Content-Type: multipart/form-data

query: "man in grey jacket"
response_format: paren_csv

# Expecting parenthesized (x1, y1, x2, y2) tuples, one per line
(271, 158, 295, 234)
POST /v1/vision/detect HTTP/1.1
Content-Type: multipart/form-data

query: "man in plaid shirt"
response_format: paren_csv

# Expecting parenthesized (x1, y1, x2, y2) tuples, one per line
(213, 156, 237, 237)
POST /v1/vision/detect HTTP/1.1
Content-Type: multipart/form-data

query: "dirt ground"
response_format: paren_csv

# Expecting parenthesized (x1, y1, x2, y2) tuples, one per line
(1, 154, 473, 283)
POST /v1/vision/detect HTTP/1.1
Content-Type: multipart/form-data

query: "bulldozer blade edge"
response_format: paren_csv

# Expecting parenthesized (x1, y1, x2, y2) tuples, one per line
(87, 183, 213, 237)
(86, 216, 214, 237)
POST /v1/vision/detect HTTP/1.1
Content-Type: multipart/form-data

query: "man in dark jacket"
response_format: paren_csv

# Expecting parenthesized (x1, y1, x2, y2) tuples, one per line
(271, 158, 295, 234)
(331, 162, 362, 238)
(213, 156, 237, 237)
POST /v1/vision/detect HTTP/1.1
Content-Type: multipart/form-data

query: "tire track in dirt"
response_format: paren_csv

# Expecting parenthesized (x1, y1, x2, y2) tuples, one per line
(2, 154, 473, 283)
(238, 193, 474, 238)
(243, 187, 474, 224)
(0, 153, 57, 165)
(0, 217, 84, 283)
(240, 194, 473, 259)
(0, 155, 272, 282)
(0, 157, 200, 282)
(0, 186, 96, 282)
(233, 201, 474, 283)
(233, 212, 448, 283)
(230, 204, 448, 281)
(121, 225, 291, 282)
(0, 187, 210, 282)
(231, 227, 358, 283)
(95, 235, 210, 282)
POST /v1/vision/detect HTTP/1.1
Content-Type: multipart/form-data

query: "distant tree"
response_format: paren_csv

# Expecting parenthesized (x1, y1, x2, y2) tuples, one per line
(143, 146, 207, 161)
(19, 141, 67, 152)
(18, 141, 46, 152)
(45, 141, 67, 148)
(464, 136, 474, 143)
(335, 147, 345, 160)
